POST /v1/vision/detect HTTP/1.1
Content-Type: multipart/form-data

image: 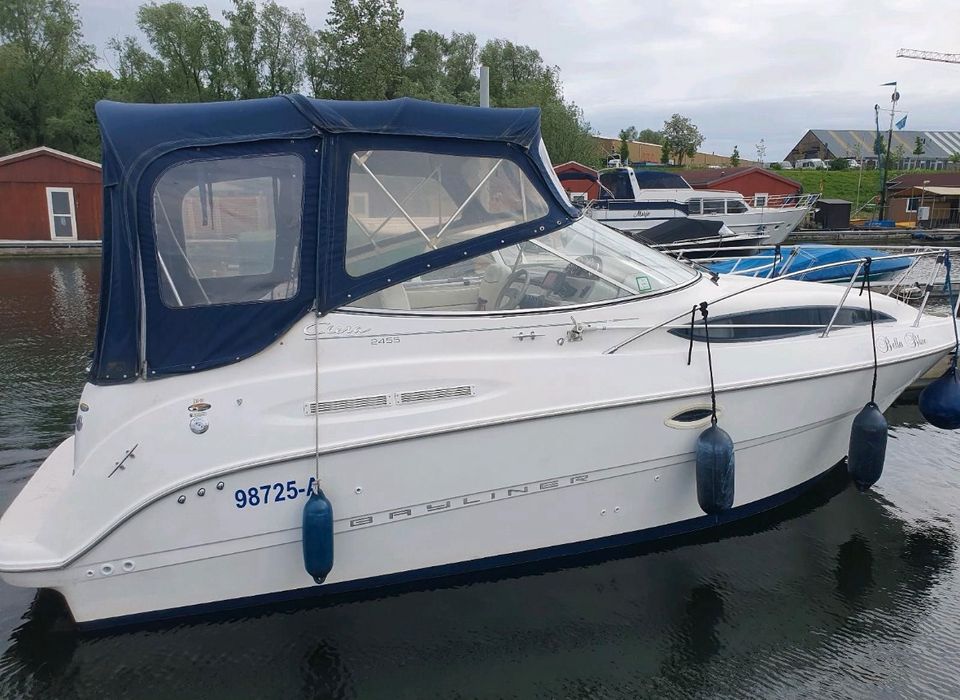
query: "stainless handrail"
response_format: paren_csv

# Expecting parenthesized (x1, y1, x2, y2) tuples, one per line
(913, 253, 944, 327)
(820, 262, 864, 338)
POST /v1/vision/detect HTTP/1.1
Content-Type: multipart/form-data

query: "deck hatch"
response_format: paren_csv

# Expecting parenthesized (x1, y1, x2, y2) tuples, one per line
(398, 385, 474, 404)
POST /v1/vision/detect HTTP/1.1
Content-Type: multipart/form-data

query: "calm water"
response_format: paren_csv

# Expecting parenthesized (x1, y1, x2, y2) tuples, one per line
(1, 258, 960, 699)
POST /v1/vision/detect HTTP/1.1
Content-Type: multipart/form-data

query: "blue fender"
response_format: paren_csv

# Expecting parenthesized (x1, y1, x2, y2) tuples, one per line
(696, 424, 735, 514)
(847, 402, 887, 492)
(302, 489, 334, 583)
(919, 362, 960, 430)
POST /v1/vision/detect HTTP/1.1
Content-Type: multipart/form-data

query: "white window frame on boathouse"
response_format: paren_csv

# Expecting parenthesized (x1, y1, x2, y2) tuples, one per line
(45, 187, 78, 240)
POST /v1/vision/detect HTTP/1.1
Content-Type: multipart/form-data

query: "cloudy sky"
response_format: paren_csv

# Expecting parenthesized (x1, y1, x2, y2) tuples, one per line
(78, 0, 960, 161)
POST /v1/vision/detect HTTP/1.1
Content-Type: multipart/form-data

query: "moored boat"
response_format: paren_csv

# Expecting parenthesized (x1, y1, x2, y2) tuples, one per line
(584, 167, 818, 245)
(706, 244, 914, 283)
(0, 96, 956, 627)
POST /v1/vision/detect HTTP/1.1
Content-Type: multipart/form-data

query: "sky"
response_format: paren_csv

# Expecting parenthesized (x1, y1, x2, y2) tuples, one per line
(77, 0, 960, 161)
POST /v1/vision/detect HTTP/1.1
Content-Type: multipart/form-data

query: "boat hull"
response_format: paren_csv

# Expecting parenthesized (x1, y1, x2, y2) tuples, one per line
(2, 351, 942, 626)
(590, 206, 809, 245)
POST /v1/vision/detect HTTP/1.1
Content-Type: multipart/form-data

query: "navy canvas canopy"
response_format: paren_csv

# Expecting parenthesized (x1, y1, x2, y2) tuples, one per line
(90, 96, 577, 382)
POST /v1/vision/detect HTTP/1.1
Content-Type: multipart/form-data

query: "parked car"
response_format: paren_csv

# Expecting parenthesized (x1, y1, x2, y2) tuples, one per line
(795, 158, 827, 170)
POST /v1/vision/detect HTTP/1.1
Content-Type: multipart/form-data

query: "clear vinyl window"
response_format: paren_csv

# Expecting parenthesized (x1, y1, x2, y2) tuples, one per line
(345, 150, 549, 277)
(153, 154, 304, 307)
(346, 216, 698, 313)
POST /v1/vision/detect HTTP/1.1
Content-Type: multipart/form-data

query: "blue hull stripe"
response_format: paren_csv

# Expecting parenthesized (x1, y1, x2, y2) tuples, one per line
(79, 462, 845, 631)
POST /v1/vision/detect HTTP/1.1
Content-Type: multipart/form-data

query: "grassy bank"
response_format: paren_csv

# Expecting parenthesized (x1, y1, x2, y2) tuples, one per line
(782, 169, 943, 211)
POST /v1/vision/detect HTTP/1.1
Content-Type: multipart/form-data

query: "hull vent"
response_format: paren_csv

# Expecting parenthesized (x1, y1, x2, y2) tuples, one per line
(398, 385, 474, 404)
(305, 395, 390, 415)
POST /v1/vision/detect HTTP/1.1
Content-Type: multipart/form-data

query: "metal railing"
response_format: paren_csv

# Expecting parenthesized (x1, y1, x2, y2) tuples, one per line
(747, 192, 820, 210)
(606, 246, 958, 354)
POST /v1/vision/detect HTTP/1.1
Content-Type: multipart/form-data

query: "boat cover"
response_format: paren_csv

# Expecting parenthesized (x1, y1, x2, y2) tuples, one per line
(90, 96, 577, 382)
(629, 218, 726, 246)
(707, 245, 912, 282)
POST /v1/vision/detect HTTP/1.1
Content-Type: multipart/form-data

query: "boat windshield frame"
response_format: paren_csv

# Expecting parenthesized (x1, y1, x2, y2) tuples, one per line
(339, 216, 701, 317)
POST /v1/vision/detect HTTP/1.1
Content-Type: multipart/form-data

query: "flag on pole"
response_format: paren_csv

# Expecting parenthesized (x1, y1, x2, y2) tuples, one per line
(896, 115, 908, 130)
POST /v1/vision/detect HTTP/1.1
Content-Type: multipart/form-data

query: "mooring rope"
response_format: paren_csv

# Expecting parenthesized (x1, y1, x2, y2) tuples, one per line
(944, 252, 959, 368)
(700, 302, 719, 425)
(313, 309, 321, 491)
(859, 257, 880, 404)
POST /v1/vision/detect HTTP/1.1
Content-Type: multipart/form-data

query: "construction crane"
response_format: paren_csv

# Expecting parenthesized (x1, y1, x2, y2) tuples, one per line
(897, 48, 960, 64)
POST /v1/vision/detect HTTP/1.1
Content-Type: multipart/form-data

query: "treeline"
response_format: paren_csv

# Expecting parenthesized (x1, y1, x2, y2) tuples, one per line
(0, 0, 600, 164)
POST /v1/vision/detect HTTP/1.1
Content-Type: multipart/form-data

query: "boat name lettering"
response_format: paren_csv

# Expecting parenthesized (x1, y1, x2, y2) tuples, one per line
(347, 473, 591, 529)
(876, 332, 927, 354)
(304, 322, 373, 338)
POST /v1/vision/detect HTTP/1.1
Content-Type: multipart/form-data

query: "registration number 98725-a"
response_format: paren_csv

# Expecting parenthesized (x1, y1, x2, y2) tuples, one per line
(235, 478, 317, 509)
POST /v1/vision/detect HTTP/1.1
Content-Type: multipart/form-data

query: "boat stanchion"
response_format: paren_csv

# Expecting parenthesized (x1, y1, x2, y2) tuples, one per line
(848, 258, 889, 491)
(919, 252, 960, 429)
(690, 302, 735, 514)
(302, 485, 334, 584)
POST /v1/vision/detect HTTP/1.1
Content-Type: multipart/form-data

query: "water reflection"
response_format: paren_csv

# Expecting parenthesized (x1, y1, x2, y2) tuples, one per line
(0, 462, 955, 699)
(835, 534, 874, 600)
(0, 258, 99, 463)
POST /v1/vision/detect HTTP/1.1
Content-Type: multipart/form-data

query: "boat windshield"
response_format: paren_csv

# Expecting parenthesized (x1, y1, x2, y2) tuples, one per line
(346, 216, 698, 313)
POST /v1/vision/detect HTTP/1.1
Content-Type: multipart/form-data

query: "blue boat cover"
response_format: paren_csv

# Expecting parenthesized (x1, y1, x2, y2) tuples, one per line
(90, 96, 576, 382)
(707, 245, 912, 283)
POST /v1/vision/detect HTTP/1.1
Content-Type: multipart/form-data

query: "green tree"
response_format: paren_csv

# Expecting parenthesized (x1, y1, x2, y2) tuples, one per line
(950, 152, 960, 164)
(443, 32, 478, 102)
(828, 156, 849, 171)
(45, 68, 115, 159)
(479, 38, 549, 105)
(913, 136, 925, 157)
(661, 113, 703, 166)
(659, 141, 671, 165)
(257, 1, 309, 95)
(730, 145, 740, 166)
(109, 35, 171, 102)
(401, 29, 451, 101)
(309, 0, 405, 100)
(477, 38, 596, 165)
(0, 0, 95, 152)
(894, 142, 906, 169)
(135, 2, 227, 101)
(537, 98, 599, 166)
(223, 0, 260, 98)
(617, 125, 636, 164)
(637, 128, 663, 145)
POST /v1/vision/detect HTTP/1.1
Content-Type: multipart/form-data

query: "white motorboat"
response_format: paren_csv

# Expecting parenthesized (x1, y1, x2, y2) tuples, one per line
(0, 96, 956, 627)
(587, 167, 818, 245)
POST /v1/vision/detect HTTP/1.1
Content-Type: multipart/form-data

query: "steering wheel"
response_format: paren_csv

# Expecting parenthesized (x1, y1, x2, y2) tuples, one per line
(567, 254, 603, 280)
(494, 269, 531, 310)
